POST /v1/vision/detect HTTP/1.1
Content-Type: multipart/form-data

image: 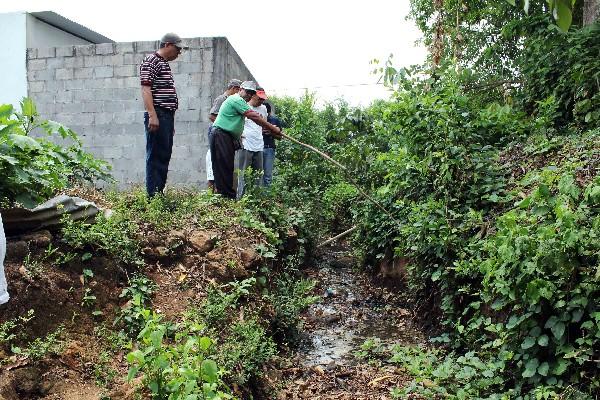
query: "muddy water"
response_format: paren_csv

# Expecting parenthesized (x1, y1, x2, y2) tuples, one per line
(298, 245, 423, 368)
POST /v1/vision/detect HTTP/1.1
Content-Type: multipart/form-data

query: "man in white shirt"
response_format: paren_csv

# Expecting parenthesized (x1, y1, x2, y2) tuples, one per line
(236, 88, 268, 199)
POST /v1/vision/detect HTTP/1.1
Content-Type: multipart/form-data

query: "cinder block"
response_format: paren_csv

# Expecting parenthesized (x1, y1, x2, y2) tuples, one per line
(186, 38, 203, 48)
(113, 88, 139, 101)
(57, 102, 82, 114)
(96, 43, 114, 55)
(32, 92, 55, 104)
(56, 46, 74, 57)
(122, 99, 143, 112)
(73, 90, 96, 101)
(91, 88, 114, 101)
(30, 69, 54, 81)
(124, 77, 139, 87)
(115, 65, 136, 77)
(94, 66, 114, 78)
(178, 62, 201, 74)
(37, 47, 56, 58)
(46, 57, 66, 70)
(55, 113, 74, 126)
(83, 101, 103, 113)
(84, 56, 104, 68)
(103, 147, 123, 159)
(187, 97, 202, 110)
(28, 59, 46, 71)
(200, 38, 214, 49)
(94, 113, 114, 125)
(190, 49, 203, 61)
(35, 101, 56, 115)
(177, 85, 201, 100)
(84, 78, 113, 89)
(73, 68, 94, 79)
(64, 57, 84, 68)
(65, 79, 85, 90)
(75, 45, 95, 56)
(121, 123, 142, 136)
(175, 110, 198, 122)
(106, 54, 124, 65)
(103, 101, 124, 112)
(56, 68, 74, 80)
(123, 53, 138, 65)
(113, 112, 137, 124)
(55, 90, 73, 104)
(115, 42, 134, 53)
(28, 81, 45, 93)
(78, 113, 95, 126)
(45, 80, 66, 92)
(134, 41, 158, 52)
(27, 48, 37, 60)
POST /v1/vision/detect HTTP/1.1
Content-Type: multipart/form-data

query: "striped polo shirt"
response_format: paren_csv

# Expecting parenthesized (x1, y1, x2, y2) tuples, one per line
(139, 52, 178, 111)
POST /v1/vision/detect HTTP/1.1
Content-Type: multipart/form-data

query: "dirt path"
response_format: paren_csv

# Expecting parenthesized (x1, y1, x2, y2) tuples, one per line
(271, 244, 426, 399)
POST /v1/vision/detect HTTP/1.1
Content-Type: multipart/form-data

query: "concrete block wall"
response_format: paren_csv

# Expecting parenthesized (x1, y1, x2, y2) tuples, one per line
(27, 37, 254, 189)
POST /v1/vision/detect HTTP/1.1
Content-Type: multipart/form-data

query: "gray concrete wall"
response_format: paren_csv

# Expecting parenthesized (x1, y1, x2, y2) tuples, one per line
(27, 37, 254, 189)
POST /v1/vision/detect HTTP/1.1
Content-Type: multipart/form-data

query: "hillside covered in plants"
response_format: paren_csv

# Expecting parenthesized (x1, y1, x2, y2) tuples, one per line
(1, 1, 599, 399)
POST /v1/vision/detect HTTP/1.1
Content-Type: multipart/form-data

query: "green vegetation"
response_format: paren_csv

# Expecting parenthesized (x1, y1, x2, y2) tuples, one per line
(0, 98, 110, 208)
(1, 3, 598, 398)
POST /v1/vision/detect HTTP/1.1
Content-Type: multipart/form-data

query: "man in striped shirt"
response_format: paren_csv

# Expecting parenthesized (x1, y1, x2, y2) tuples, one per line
(140, 32, 187, 197)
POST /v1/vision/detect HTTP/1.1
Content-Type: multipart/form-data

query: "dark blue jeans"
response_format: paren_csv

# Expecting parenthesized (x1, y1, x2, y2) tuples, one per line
(145, 107, 174, 197)
(262, 147, 276, 186)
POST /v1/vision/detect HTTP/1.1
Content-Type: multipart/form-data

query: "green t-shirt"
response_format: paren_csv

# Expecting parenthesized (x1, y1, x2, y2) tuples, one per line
(213, 94, 251, 139)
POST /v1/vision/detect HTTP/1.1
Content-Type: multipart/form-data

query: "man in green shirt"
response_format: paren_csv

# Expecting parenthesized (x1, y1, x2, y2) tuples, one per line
(211, 81, 282, 199)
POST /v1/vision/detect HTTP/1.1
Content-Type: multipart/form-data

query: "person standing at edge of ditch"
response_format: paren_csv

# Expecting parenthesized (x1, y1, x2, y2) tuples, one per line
(140, 33, 188, 197)
(236, 87, 268, 199)
(262, 101, 282, 187)
(206, 79, 242, 191)
(211, 81, 283, 199)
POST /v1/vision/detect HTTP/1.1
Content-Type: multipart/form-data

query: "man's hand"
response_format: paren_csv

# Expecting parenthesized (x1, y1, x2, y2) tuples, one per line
(272, 126, 283, 139)
(148, 113, 159, 132)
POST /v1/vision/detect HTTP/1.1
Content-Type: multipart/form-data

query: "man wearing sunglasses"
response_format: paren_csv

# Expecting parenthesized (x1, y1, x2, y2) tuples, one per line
(211, 81, 282, 199)
(140, 32, 188, 197)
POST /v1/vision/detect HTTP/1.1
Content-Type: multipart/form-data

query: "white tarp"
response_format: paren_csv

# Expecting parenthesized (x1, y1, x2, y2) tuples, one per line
(0, 213, 9, 305)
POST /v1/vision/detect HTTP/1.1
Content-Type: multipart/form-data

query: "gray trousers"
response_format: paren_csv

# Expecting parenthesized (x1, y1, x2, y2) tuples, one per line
(236, 149, 263, 199)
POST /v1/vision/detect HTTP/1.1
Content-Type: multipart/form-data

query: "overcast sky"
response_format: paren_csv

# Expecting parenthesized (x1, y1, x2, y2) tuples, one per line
(1, 0, 426, 106)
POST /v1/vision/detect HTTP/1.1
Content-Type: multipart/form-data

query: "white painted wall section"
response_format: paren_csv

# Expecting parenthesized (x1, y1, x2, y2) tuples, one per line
(0, 12, 27, 108)
(25, 14, 91, 47)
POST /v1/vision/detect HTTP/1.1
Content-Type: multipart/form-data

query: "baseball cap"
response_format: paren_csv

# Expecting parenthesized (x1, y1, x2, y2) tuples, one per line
(160, 33, 189, 50)
(240, 81, 257, 91)
(228, 79, 242, 88)
(256, 89, 268, 100)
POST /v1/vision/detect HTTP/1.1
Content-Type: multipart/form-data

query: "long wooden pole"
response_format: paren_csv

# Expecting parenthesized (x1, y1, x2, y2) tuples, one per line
(317, 225, 358, 248)
(280, 132, 400, 225)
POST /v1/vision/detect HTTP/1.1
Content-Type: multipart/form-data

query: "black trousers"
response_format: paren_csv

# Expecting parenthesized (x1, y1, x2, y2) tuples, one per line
(210, 127, 236, 199)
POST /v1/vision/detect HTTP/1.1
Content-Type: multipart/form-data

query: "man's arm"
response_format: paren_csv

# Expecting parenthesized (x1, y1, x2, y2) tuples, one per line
(244, 110, 282, 138)
(209, 114, 217, 123)
(141, 86, 159, 132)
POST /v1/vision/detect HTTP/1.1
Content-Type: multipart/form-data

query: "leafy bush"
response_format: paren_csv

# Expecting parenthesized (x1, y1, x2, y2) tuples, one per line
(267, 275, 318, 343)
(217, 318, 276, 386)
(127, 309, 233, 399)
(0, 98, 110, 207)
(61, 212, 143, 266)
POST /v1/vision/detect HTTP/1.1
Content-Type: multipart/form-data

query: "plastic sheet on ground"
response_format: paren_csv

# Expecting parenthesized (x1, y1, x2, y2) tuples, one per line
(2, 195, 100, 235)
